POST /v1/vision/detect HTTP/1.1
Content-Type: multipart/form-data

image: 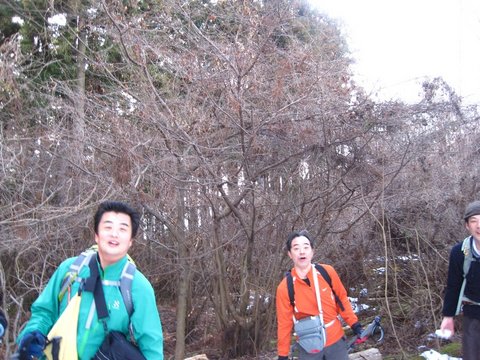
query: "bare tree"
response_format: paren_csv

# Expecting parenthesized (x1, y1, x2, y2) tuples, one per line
(2, 0, 480, 358)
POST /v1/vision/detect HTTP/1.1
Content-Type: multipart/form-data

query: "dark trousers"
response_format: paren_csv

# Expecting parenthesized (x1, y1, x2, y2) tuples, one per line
(463, 316, 480, 360)
(296, 337, 349, 360)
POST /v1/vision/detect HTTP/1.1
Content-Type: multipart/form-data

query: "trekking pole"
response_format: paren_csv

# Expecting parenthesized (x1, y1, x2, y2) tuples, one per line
(347, 315, 384, 351)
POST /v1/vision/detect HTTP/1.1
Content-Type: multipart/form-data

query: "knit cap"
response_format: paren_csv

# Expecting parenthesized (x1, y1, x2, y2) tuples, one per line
(464, 201, 480, 221)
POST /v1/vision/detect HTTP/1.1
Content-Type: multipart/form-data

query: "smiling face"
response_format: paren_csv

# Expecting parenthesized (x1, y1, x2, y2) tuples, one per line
(288, 235, 313, 272)
(94, 211, 133, 268)
(466, 214, 480, 244)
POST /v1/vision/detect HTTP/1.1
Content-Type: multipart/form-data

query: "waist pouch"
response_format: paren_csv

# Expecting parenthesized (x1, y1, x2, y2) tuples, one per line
(294, 315, 325, 354)
(93, 331, 146, 360)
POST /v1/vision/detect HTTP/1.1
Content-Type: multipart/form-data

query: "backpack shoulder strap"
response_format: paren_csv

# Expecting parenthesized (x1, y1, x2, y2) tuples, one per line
(314, 264, 345, 311)
(456, 236, 473, 315)
(58, 250, 95, 302)
(119, 261, 137, 342)
(462, 236, 474, 276)
(284, 264, 345, 311)
(120, 261, 136, 317)
(58, 250, 136, 318)
(285, 270, 295, 307)
(314, 264, 331, 287)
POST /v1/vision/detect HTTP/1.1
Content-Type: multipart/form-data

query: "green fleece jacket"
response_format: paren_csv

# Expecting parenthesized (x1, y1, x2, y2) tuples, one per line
(18, 255, 163, 359)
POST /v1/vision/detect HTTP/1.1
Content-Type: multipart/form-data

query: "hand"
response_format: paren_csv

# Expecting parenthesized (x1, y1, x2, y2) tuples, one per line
(18, 331, 46, 359)
(351, 322, 364, 337)
(440, 317, 455, 337)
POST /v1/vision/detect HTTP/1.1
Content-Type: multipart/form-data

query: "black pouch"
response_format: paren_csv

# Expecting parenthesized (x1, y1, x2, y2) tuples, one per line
(92, 331, 146, 360)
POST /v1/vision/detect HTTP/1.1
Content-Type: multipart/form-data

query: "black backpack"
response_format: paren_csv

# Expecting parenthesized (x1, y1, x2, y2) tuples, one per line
(285, 263, 345, 311)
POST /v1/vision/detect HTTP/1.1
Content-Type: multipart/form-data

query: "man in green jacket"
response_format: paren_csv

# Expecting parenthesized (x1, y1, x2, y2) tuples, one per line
(16, 201, 163, 359)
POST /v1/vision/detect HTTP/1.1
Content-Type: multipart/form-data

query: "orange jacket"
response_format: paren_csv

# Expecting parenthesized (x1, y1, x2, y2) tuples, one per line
(276, 264, 359, 357)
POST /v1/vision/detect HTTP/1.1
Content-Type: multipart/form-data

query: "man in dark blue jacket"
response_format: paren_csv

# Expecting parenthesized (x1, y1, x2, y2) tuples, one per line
(0, 308, 7, 342)
(440, 201, 480, 360)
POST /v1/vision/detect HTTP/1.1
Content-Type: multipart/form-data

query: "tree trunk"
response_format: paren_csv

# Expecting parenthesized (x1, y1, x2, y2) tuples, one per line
(74, 8, 86, 164)
(174, 160, 191, 360)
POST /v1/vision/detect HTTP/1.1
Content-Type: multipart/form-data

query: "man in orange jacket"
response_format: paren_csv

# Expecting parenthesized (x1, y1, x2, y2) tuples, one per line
(276, 230, 363, 359)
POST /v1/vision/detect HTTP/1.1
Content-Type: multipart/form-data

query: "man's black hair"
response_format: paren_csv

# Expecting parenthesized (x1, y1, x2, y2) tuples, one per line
(94, 201, 140, 237)
(285, 229, 314, 251)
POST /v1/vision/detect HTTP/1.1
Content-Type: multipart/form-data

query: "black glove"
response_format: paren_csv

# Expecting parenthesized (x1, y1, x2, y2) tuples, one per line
(18, 331, 47, 359)
(352, 322, 364, 337)
(278, 356, 289, 360)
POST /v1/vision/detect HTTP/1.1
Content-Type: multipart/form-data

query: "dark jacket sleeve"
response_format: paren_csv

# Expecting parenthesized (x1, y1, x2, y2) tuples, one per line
(442, 242, 464, 317)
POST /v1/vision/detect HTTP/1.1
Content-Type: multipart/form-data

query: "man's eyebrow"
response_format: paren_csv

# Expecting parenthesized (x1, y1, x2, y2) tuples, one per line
(101, 219, 130, 227)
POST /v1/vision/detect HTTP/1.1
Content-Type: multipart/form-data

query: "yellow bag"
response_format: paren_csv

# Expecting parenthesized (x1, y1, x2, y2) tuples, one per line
(44, 292, 81, 360)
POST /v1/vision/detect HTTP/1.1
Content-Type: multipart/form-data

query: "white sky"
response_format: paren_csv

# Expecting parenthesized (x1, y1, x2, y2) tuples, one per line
(309, 0, 480, 104)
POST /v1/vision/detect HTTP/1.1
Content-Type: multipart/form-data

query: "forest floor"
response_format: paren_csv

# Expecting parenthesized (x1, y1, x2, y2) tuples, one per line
(159, 302, 464, 360)
(160, 304, 278, 359)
